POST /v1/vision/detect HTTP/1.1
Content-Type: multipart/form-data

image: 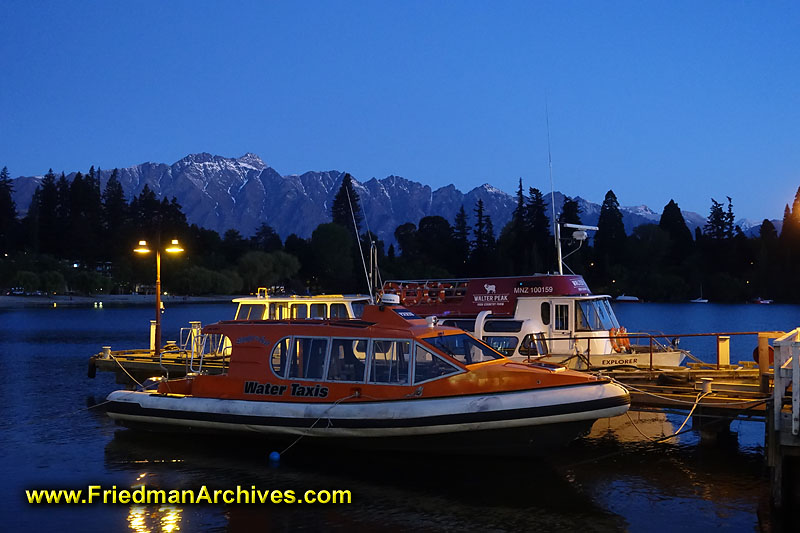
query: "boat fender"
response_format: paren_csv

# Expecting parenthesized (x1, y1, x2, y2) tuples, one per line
(269, 451, 280, 464)
(88, 357, 97, 379)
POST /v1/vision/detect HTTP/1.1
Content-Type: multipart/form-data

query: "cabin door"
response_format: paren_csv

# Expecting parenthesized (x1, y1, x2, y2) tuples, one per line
(549, 302, 573, 355)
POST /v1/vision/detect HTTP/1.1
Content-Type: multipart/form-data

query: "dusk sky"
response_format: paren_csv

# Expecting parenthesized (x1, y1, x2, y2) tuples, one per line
(1, 1, 798, 221)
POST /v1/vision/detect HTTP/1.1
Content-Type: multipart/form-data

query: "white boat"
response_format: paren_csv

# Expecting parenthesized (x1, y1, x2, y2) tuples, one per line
(89, 290, 372, 384)
(615, 294, 640, 302)
(382, 274, 686, 370)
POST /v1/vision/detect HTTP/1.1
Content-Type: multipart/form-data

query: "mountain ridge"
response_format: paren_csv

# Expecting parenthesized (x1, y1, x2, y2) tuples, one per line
(9, 152, 773, 243)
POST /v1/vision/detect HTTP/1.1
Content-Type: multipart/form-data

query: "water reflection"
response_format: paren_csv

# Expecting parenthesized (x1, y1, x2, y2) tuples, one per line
(105, 430, 628, 532)
(127, 505, 183, 533)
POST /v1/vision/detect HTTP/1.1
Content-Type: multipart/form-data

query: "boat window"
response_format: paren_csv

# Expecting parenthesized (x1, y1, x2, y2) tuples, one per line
(576, 299, 618, 331)
(484, 320, 523, 333)
(330, 303, 349, 319)
(327, 338, 368, 382)
(541, 302, 550, 325)
(290, 303, 308, 319)
(423, 333, 503, 365)
(287, 337, 329, 380)
(483, 335, 518, 357)
(519, 333, 548, 357)
(269, 302, 289, 320)
(554, 304, 569, 331)
(600, 298, 621, 329)
(440, 319, 476, 331)
(351, 300, 368, 319)
(236, 304, 266, 320)
(270, 337, 292, 378)
(310, 303, 327, 319)
(413, 344, 462, 384)
(368, 339, 411, 384)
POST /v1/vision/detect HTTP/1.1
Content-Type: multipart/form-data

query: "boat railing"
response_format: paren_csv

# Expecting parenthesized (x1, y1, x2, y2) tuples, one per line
(773, 328, 800, 436)
(525, 330, 783, 372)
(175, 321, 231, 374)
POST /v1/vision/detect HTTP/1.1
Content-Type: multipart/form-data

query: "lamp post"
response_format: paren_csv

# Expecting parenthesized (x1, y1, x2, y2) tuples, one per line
(134, 238, 184, 358)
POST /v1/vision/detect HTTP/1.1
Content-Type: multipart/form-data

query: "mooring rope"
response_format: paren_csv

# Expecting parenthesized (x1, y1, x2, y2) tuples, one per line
(609, 377, 773, 407)
(278, 392, 362, 456)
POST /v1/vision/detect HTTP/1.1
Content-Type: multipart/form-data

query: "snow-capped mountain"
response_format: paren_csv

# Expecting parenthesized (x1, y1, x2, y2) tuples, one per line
(8, 152, 768, 244)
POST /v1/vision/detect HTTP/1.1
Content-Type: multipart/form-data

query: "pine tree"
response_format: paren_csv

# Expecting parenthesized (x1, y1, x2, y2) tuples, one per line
(251, 223, 283, 252)
(452, 205, 470, 275)
(595, 190, 627, 259)
(37, 169, 60, 255)
(472, 199, 487, 252)
(704, 198, 727, 239)
(760, 219, 778, 241)
(724, 197, 735, 239)
(526, 187, 552, 272)
(331, 173, 363, 236)
(558, 196, 582, 225)
(658, 200, 694, 264)
(507, 178, 529, 273)
(0, 166, 17, 252)
(101, 169, 129, 259)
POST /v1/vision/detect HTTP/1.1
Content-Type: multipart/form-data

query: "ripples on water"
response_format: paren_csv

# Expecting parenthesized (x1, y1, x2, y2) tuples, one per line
(2, 302, 793, 532)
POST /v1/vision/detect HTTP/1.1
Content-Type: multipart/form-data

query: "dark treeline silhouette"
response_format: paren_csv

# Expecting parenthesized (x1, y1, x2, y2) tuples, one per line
(1, 164, 798, 303)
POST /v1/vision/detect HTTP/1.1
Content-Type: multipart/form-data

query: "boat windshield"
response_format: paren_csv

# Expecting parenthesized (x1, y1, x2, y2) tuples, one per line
(351, 300, 368, 319)
(423, 333, 504, 365)
(575, 298, 620, 331)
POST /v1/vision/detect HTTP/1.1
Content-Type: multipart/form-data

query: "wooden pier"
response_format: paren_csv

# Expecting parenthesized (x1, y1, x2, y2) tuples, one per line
(594, 329, 799, 509)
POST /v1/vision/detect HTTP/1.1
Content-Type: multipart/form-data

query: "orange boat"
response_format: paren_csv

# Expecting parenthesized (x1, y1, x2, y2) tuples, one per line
(106, 299, 630, 454)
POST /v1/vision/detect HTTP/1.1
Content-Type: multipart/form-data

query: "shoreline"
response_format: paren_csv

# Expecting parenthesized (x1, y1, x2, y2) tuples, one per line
(0, 293, 237, 308)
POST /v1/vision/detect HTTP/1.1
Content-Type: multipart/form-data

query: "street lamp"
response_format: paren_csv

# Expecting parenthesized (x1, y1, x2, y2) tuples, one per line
(134, 238, 184, 358)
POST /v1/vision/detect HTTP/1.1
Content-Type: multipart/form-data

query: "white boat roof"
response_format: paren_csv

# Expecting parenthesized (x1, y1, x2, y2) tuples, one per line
(232, 288, 372, 305)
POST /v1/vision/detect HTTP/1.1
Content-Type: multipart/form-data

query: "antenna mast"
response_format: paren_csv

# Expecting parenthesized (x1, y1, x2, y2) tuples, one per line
(546, 100, 562, 275)
(345, 179, 374, 303)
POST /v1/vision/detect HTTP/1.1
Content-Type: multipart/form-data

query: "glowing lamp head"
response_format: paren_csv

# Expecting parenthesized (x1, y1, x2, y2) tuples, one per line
(165, 239, 184, 253)
(133, 240, 151, 254)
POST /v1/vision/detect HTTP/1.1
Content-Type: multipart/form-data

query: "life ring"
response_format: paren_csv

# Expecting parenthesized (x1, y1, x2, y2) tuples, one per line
(609, 328, 621, 353)
(402, 288, 420, 306)
(437, 283, 453, 303)
(384, 282, 401, 295)
(617, 327, 631, 352)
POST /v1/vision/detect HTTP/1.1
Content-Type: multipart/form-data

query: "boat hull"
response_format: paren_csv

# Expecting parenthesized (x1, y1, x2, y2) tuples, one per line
(529, 349, 685, 370)
(106, 381, 630, 455)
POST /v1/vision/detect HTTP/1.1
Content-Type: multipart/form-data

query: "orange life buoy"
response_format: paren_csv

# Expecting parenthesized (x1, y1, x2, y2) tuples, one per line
(438, 283, 453, 303)
(402, 288, 420, 306)
(617, 327, 631, 352)
(609, 327, 621, 353)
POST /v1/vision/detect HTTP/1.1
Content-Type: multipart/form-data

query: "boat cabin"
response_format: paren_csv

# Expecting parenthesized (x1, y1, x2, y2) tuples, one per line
(382, 276, 622, 361)
(233, 289, 371, 321)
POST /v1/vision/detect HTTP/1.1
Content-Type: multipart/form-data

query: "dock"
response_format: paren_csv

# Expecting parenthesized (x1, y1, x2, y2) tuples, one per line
(592, 329, 799, 508)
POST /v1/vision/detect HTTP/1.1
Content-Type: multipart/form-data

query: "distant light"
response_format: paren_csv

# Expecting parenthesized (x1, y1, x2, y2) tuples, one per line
(165, 239, 184, 254)
(73, 263, 79, 268)
(134, 240, 151, 254)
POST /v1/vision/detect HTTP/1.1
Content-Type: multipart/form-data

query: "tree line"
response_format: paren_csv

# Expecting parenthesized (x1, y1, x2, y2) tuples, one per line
(1, 164, 798, 302)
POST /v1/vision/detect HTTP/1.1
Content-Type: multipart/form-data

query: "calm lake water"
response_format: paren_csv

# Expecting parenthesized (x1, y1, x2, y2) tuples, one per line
(2, 300, 799, 532)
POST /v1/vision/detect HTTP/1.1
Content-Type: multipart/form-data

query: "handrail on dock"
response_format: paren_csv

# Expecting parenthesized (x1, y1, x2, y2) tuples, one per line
(773, 328, 800, 436)
(530, 330, 784, 371)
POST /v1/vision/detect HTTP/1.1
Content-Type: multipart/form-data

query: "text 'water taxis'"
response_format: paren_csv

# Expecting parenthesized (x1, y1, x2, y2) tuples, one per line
(106, 303, 630, 455)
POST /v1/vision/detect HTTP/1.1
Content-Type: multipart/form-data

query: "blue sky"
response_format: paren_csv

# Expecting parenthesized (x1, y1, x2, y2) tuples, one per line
(1, 1, 798, 221)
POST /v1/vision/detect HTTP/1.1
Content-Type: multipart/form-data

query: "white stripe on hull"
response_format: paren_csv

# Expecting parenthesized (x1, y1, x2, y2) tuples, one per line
(106, 382, 629, 438)
(108, 405, 627, 438)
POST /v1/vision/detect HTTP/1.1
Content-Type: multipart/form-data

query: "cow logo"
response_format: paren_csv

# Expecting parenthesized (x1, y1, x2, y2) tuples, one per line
(484, 284, 496, 294)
